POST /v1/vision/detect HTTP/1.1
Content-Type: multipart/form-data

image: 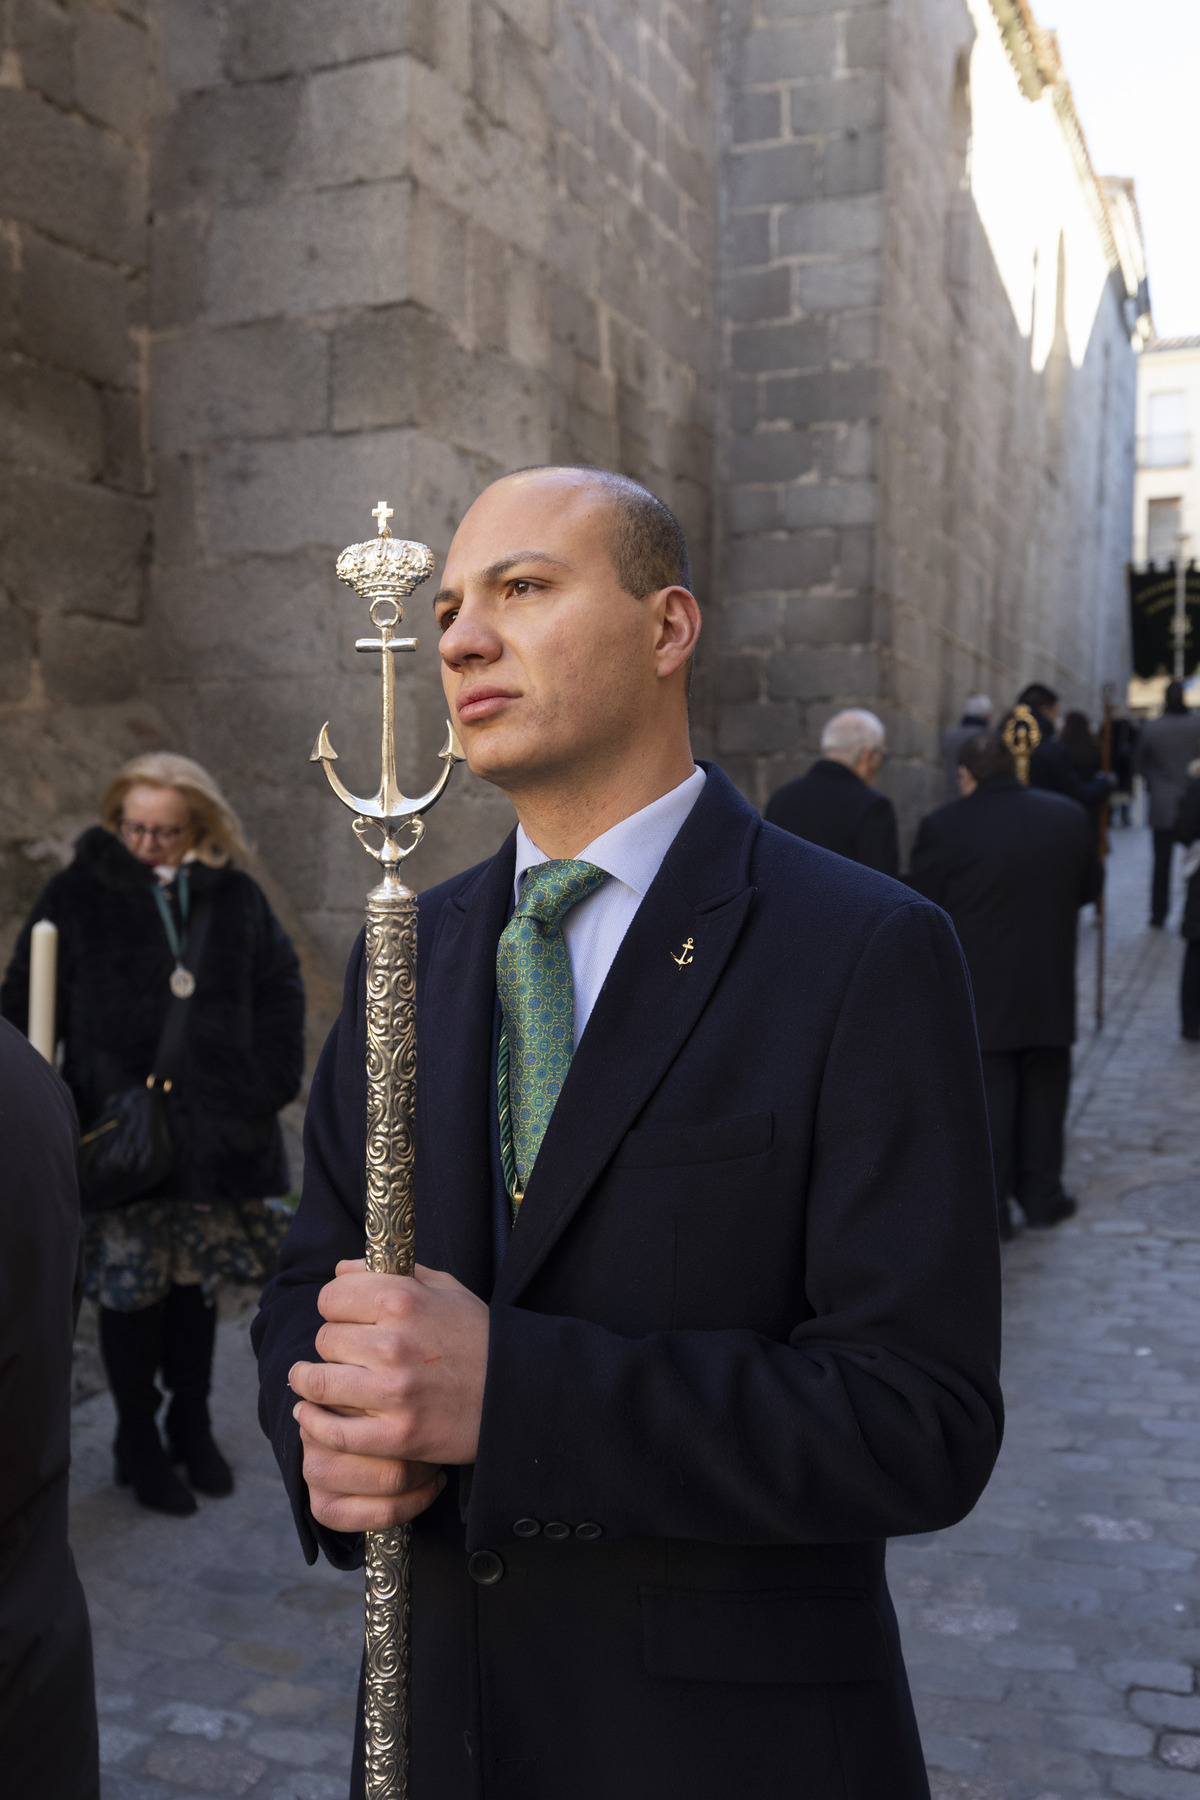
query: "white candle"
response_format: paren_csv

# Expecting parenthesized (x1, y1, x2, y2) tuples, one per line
(28, 919, 58, 1064)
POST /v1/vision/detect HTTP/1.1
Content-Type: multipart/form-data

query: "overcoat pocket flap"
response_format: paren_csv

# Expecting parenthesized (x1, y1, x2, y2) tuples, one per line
(613, 1111, 773, 1170)
(641, 1588, 890, 1685)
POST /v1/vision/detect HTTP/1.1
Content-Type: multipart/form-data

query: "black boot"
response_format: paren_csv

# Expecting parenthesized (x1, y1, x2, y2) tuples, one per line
(99, 1303, 197, 1516)
(163, 1284, 234, 1497)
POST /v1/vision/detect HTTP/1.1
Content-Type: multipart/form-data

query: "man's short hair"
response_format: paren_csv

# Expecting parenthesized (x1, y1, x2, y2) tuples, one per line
(959, 731, 1016, 785)
(1165, 680, 1188, 716)
(1017, 682, 1058, 712)
(820, 709, 886, 762)
(511, 466, 691, 599)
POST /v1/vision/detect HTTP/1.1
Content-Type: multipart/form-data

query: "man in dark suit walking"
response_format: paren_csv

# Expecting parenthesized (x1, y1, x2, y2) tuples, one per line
(764, 708, 900, 875)
(909, 731, 1102, 1239)
(0, 1018, 99, 1800)
(254, 467, 1002, 1800)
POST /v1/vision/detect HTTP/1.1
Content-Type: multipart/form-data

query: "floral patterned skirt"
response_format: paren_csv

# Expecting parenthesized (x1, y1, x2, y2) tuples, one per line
(84, 1195, 292, 1313)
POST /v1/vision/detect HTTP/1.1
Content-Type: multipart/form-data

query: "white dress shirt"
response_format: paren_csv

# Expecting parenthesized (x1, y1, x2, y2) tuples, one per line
(512, 767, 707, 1046)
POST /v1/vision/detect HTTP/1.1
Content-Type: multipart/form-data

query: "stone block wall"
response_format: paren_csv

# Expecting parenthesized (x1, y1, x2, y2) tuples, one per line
(716, 0, 1141, 840)
(715, 0, 890, 805)
(0, 0, 164, 974)
(145, 0, 718, 967)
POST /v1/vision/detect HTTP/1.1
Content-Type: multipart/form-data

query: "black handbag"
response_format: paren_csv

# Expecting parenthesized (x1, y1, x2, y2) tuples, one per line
(78, 892, 213, 1213)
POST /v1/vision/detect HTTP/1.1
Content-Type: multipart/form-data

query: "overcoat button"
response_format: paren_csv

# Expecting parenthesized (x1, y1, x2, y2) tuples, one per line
(543, 1521, 571, 1542)
(467, 1550, 505, 1585)
(575, 1521, 602, 1541)
(513, 1518, 541, 1538)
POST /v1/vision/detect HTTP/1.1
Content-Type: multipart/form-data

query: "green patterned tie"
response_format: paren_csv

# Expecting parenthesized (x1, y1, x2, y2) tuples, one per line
(496, 859, 608, 1215)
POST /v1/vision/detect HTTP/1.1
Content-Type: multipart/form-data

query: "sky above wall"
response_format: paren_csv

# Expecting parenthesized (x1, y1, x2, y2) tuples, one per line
(1043, 0, 1200, 340)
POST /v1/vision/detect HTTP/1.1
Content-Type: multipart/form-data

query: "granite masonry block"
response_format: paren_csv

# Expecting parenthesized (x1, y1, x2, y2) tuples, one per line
(40, 614, 143, 704)
(729, 142, 819, 209)
(726, 532, 837, 593)
(718, 699, 800, 754)
(225, 0, 427, 82)
(822, 129, 885, 199)
(11, 0, 74, 109)
(148, 212, 208, 331)
(102, 391, 148, 495)
(758, 0, 880, 15)
(0, 356, 104, 482)
(72, 7, 149, 141)
(2, 474, 149, 618)
(158, 0, 225, 94)
(784, 593, 873, 645)
(204, 183, 413, 324)
(793, 253, 882, 311)
(732, 90, 783, 145)
(0, 90, 143, 265)
(18, 234, 141, 389)
(726, 486, 784, 533)
(151, 81, 303, 212)
(784, 479, 877, 528)
(332, 304, 548, 466)
(150, 321, 329, 451)
(764, 365, 881, 425)
(726, 211, 772, 270)
(844, 9, 889, 70)
(787, 72, 885, 135)
(303, 57, 413, 190)
(777, 193, 883, 257)
(767, 644, 879, 701)
(730, 317, 827, 374)
(738, 19, 840, 85)
(728, 427, 816, 483)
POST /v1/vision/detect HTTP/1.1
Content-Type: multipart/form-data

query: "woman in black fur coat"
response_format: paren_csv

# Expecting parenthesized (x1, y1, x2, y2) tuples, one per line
(1, 754, 304, 1516)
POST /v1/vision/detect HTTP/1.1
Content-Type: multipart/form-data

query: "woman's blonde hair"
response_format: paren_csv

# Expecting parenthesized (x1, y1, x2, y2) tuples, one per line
(100, 753, 248, 867)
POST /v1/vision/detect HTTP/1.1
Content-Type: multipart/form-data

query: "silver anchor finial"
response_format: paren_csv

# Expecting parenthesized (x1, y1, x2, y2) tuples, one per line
(310, 502, 465, 870)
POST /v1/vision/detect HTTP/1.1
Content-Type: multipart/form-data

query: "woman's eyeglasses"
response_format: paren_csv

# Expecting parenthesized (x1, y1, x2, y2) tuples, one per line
(120, 821, 188, 847)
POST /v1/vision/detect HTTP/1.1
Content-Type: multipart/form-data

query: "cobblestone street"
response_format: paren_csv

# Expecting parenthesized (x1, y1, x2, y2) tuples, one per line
(75, 825, 1200, 1799)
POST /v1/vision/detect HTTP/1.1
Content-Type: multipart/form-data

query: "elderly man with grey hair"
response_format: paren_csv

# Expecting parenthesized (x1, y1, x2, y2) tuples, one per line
(765, 708, 900, 877)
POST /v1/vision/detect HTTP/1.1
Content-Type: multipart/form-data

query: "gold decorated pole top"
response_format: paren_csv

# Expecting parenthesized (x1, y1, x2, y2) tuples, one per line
(1001, 703, 1042, 786)
(310, 501, 465, 872)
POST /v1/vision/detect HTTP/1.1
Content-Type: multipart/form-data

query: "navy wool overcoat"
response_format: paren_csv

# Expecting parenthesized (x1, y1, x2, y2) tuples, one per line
(253, 764, 1003, 1800)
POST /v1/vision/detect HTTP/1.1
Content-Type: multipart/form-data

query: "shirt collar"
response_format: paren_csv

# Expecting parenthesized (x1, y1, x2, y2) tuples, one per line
(513, 766, 707, 903)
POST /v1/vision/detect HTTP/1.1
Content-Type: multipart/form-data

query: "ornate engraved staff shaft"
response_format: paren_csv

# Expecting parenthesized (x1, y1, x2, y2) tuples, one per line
(311, 500, 464, 1800)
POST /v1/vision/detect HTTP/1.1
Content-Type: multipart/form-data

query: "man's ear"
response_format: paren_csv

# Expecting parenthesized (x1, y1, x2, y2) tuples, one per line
(654, 586, 701, 679)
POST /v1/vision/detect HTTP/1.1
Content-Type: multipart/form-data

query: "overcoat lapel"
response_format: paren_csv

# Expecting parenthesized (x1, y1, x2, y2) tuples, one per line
(417, 834, 516, 1297)
(493, 766, 761, 1306)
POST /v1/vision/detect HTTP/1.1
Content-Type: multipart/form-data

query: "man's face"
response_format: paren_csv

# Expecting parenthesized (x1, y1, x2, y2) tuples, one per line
(435, 473, 684, 793)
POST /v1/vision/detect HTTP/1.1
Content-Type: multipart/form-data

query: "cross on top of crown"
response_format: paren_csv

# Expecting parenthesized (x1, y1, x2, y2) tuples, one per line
(372, 500, 394, 538)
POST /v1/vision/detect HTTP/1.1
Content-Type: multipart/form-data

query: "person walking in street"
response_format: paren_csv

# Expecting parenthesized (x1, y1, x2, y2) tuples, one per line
(254, 466, 1001, 1800)
(1137, 681, 1200, 927)
(1, 753, 304, 1517)
(909, 731, 1102, 1239)
(1172, 757, 1200, 1040)
(0, 1017, 99, 1800)
(1016, 683, 1117, 815)
(940, 695, 993, 801)
(764, 707, 900, 876)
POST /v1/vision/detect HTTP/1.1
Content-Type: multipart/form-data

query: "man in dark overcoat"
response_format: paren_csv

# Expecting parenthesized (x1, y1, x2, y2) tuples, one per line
(909, 731, 1102, 1238)
(254, 467, 1003, 1800)
(0, 1017, 99, 1799)
(764, 708, 900, 875)
(1137, 681, 1200, 927)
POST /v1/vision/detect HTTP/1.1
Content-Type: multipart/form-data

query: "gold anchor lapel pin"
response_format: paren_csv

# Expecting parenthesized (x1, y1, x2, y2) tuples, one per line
(670, 936, 695, 969)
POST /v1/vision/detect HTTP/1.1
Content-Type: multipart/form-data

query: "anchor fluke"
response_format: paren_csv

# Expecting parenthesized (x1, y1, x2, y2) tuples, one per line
(310, 722, 338, 763)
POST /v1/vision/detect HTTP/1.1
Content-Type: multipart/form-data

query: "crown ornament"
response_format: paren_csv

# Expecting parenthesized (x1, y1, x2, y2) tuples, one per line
(335, 502, 437, 610)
